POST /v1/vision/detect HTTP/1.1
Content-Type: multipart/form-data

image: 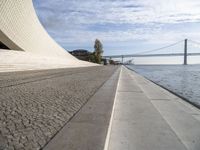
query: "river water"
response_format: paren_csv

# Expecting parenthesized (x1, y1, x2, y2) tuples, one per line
(127, 65, 200, 108)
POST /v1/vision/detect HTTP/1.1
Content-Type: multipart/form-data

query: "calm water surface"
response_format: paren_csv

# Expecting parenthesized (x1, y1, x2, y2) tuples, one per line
(127, 65, 200, 107)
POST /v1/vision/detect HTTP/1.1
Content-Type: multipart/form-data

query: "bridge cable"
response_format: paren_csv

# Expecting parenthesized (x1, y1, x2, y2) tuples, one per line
(135, 40, 184, 55)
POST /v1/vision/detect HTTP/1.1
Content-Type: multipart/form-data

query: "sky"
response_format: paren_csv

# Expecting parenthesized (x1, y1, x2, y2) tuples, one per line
(33, 0, 200, 60)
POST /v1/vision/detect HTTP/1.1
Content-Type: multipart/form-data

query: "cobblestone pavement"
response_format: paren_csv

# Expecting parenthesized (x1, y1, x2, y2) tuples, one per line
(0, 66, 118, 150)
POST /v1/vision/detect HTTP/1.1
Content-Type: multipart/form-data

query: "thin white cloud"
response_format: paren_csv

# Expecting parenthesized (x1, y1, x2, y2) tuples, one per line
(33, 0, 200, 51)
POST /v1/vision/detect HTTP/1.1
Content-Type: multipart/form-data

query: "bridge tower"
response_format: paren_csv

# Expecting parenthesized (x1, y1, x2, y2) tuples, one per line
(121, 55, 124, 64)
(184, 39, 188, 65)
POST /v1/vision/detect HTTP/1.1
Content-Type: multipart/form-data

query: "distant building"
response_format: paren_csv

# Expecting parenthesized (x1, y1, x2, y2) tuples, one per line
(108, 59, 121, 65)
(69, 49, 92, 61)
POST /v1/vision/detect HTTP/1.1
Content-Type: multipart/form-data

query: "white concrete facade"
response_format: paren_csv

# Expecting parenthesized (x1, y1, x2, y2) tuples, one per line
(0, 0, 96, 72)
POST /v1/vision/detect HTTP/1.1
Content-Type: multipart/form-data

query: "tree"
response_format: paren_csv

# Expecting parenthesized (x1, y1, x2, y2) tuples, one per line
(94, 39, 103, 64)
(89, 52, 95, 62)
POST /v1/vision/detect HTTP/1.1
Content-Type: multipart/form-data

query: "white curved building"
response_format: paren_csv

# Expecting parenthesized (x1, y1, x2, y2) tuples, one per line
(0, 0, 95, 72)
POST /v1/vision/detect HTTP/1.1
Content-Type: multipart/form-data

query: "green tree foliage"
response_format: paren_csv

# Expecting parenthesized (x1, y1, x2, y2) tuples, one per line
(89, 52, 95, 63)
(94, 39, 103, 64)
(88, 39, 104, 64)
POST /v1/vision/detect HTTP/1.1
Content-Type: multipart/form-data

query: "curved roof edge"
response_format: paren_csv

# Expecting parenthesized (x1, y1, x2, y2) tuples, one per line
(0, 0, 91, 65)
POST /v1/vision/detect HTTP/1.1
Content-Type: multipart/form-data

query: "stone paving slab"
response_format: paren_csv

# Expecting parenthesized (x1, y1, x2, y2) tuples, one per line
(151, 100, 200, 150)
(0, 66, 118, 150)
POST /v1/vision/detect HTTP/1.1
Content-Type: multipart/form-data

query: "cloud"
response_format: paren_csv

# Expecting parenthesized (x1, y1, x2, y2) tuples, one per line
(33, 0, 200, 52)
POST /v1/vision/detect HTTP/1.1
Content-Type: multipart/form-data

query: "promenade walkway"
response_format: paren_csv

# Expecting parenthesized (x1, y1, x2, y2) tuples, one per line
(106, 66, 200, 150)
(43, 66, 200, 150)
(3, 65, 199, 149)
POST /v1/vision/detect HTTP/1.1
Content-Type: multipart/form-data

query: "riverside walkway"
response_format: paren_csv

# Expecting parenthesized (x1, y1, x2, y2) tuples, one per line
(44, 66, 200, 150)
(1, 66, 200, 150)
(106, 66, 200, 150)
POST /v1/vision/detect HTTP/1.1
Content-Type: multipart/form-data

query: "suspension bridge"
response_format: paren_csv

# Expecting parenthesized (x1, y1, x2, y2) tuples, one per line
(103, 39, 200, 65)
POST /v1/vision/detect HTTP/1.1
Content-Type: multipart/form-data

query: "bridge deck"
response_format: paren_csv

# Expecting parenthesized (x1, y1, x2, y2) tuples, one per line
(103, 52, 200, 58)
